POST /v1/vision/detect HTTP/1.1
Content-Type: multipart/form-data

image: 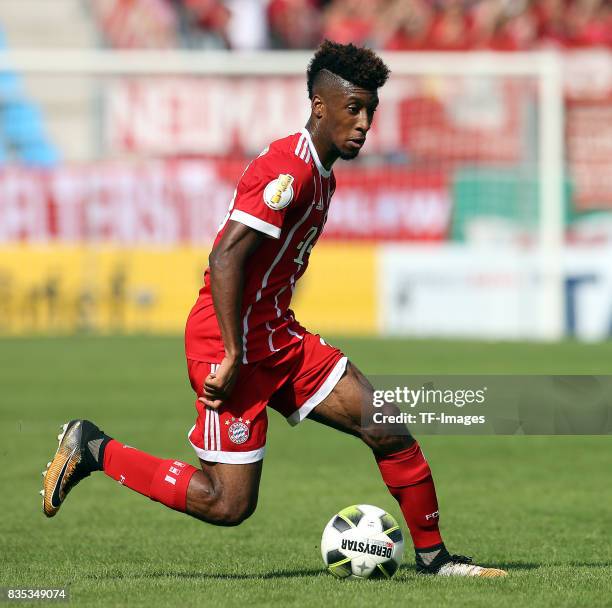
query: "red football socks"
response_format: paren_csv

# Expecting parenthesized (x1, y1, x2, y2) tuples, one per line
(376, 441, 443, 549)
(102, 439, 198, 512)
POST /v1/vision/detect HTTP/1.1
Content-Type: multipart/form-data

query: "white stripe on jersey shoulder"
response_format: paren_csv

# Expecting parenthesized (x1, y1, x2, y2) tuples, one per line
(299, 141, 308, 161)
(294, 133, 310, 166)
(299, 141, 311, 164)
(294, 134, 305, 157)
(299, 128, 331, 178)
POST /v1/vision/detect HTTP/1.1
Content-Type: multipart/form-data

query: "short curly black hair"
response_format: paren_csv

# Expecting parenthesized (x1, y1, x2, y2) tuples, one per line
(307, 40, 390, 99)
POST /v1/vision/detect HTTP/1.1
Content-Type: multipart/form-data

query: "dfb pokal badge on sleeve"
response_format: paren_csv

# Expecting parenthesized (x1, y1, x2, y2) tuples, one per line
(263, 174, 294, 210)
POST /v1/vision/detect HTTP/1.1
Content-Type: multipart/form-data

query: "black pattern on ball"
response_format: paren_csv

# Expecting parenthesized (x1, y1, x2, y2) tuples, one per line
(380, 513, 396, 531)
(385, 528, 403, 543)
(381, 558, 399, 577)
(326, 549, 347, 565)
(332, 516, 352, 533)
(338, 505, 364, 527)
(368, 564, 389, 580)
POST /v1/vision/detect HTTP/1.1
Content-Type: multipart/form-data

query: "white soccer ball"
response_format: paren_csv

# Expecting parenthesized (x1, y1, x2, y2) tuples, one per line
(321, 504, 405, 580)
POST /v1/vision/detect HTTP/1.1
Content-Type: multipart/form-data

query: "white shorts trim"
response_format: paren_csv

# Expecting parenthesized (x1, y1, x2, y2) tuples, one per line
(188, 425, 265, 464)
(287, 356, 348, 426)
(230, 209, 281, 239)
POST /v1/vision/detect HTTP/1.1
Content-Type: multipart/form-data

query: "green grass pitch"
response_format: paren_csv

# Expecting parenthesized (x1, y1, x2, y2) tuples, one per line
(1, 336, 611, 607)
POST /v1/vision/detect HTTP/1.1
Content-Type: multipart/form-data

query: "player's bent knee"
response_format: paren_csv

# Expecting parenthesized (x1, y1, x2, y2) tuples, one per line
(360, 427, 414, 456)
(209, 498, 257, 526)
(189, 487, 258, 526)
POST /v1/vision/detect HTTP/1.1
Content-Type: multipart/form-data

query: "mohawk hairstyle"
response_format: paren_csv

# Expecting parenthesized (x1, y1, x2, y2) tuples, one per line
(307, 40, 390, 99)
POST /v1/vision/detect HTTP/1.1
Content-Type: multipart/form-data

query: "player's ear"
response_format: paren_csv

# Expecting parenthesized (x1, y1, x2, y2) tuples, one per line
(311, 94, 325, 120)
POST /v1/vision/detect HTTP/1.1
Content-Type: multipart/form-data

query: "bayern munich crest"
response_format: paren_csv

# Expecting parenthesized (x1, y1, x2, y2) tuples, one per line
(226, 417, 251, 445)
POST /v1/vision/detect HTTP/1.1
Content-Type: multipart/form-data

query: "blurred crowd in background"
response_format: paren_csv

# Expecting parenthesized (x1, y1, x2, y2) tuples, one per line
(91, 0, 612, 51)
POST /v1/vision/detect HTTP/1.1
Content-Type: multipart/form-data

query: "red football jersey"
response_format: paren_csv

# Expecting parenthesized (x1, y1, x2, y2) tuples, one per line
(185, 128, 336, 364)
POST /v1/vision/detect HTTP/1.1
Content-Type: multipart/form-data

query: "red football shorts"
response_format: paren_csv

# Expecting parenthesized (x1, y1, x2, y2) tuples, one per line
(186, 332, 347, 464)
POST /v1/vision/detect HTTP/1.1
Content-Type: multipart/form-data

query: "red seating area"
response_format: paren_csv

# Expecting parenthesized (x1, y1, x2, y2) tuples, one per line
(92, 0, 612, 51)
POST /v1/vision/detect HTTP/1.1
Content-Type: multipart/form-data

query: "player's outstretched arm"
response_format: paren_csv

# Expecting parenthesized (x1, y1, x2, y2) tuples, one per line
(202, 220, 264, 409)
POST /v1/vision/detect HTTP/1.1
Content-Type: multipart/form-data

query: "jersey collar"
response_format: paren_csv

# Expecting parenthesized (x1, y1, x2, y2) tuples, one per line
(300, 128, 331, 178)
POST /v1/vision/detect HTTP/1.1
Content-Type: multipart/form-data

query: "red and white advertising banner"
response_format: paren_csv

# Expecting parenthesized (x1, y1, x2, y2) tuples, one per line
(0, 160, 450, 244)
(325, 169, 450, 242)
(559, 51, 612, 209)
(566, 100, 612, 210)
(105, 76, 524, 162)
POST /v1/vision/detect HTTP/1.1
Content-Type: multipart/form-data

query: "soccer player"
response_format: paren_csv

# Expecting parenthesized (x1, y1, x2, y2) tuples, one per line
(42, 40, 506, 578)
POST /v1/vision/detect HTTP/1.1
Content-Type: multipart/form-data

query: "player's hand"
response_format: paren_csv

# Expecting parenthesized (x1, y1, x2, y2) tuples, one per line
(199, 355, 241, 409)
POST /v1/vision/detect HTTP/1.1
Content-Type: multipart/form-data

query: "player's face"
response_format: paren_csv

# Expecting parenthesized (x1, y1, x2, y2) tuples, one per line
(324, 86, 379, 160)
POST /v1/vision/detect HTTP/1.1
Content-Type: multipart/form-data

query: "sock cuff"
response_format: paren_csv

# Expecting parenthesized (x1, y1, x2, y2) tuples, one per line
(415, 542, 446, 554)
(101, 438, 122, 473)
(150, 460, 198, 512)
(376, 441, 432, 488)
(97, 435, 113, 470)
